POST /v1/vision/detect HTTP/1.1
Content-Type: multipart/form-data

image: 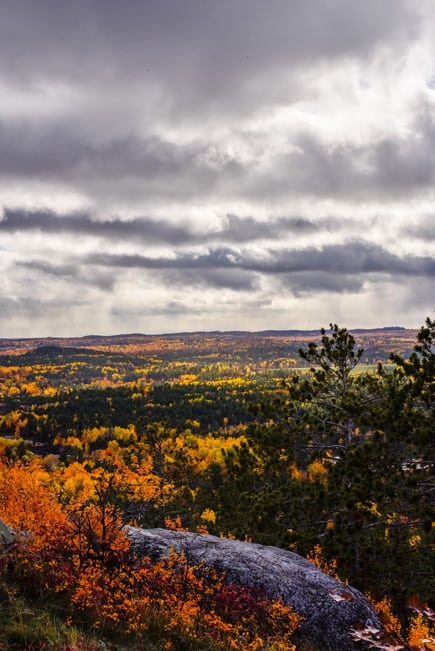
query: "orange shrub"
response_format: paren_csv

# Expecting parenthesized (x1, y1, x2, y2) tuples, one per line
(0, 458, 301, 649)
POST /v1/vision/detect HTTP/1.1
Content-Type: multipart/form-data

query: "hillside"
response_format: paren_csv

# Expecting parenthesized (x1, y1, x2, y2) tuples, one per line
(0, 326, 418, 365)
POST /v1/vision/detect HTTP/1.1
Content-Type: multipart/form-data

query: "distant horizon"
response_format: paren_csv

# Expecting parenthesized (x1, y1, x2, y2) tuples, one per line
(0, 323, 421, 344)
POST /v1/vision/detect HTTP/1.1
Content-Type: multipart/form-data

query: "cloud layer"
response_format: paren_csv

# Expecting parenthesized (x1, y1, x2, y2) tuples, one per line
(1, 0, 434, 336)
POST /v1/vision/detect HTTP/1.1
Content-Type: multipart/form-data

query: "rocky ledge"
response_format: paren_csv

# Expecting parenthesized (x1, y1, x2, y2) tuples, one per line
(125, 526, 380, 651)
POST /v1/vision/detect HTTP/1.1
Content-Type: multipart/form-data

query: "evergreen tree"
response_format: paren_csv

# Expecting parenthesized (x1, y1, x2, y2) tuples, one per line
(218, 319, 434, 615)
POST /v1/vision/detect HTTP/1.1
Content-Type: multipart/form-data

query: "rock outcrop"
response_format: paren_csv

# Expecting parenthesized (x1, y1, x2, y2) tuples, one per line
(0, 516, 379, 649)
(125, 526, 380, 651)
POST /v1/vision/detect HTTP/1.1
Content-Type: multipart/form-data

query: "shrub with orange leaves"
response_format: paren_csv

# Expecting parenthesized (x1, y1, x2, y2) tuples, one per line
(69, 548, 301, 649)
(0, 458, 76, 593)
(164, 515, 187, 531)
(353, 595, 435, 651)
(0, 457, 301, 650)
(407, 596, 435, 650)
(306, 543, 338, 579)
(368, 596, 402, 638)
(407, 613, 435, 650)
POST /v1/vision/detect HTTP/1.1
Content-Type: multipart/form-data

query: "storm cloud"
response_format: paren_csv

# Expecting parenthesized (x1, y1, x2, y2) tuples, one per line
(0, 0, 434, 336)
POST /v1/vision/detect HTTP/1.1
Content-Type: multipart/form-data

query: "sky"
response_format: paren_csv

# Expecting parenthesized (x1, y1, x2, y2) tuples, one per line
(1, 0, 435, 337)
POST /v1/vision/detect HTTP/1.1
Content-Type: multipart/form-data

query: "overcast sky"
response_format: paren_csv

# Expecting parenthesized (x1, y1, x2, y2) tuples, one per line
(1, 0, 435, 337)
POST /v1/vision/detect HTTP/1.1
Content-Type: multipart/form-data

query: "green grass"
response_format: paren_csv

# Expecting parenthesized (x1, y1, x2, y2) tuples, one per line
(0, 579, 100, 650)
(0, 578, 239, 651)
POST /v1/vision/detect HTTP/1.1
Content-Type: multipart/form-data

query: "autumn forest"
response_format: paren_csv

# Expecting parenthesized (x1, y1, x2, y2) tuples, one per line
(0, 321, 433, 650)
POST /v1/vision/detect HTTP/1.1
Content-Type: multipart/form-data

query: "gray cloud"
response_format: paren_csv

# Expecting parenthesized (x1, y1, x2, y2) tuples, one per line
(1, 208, 196, 244)
(17, 260, 79, 277)
(0, 0, 433, 335)
(109, 295, 274, 322)
(89, 248, 237, 271)
(3, 106, 435, 206)
(161, 268, 259, 292)
(403, 217, 435, 241)
(0, 208, 323, 244)
(221, 214, 318, 241)
(0, 1, 420, 101)
(370, 106, 435, 194)
(110, 300, 193, 319)
(0, 294, 85, 319)
(16, 259, 116, 292)
(0, 120, 92, 178)
(281, 271, 365, 296)
(0, 0, 432, 209)
(258, 242, 435, 276)
(86, 240, 435, 278)
(0, 126, 241, 201)
(247, 104, 435, 202)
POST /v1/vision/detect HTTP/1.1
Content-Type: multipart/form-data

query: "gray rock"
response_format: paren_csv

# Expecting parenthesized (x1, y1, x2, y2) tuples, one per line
(0, 517, 15, 548)
(125, 526, 379, 650)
